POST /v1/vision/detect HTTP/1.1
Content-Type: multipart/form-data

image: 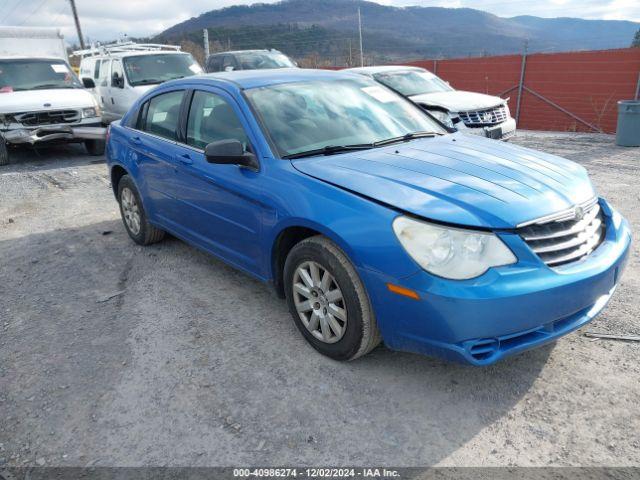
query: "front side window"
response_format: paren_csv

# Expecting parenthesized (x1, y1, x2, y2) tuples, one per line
(0, 59, 82, 92)
(142, 90, 184, 141)
(186, 91, 248, 150)
(93, 60, 101, 80)
(222, 56, 236, 71)
(246, 78, 445, 158)
(373, 70, 453, 97)
(123, 54, 202, 87)
(111, 60, 124, 87)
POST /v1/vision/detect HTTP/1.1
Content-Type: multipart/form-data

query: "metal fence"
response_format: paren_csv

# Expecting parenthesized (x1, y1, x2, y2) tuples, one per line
(404, 48, 640, 134)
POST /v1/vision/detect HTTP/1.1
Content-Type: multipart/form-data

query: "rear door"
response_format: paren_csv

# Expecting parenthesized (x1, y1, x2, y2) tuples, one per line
(128, 89, 186, 225)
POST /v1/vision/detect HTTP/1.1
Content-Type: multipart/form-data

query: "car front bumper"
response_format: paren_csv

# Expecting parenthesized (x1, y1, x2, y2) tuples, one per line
(2, 120, 105, 145)
(456, 117, 517, 141)
(361, 199, 631, 365)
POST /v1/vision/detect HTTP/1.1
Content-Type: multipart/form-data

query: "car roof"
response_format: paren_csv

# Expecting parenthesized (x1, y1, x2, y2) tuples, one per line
(345, 65, 430, 76)
(0, 56, 66, 61)
(209, 49, 281, 56)
(170, 67, 363, 90)
(80, 50, 189, 61)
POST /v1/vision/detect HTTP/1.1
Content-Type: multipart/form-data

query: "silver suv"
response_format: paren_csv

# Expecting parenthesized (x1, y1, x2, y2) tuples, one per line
(205, 49, 296, 73)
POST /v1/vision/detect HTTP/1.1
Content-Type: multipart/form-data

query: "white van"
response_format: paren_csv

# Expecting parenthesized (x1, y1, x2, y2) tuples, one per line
(75, 43, 203, 124)
(0, 27, 104, 165)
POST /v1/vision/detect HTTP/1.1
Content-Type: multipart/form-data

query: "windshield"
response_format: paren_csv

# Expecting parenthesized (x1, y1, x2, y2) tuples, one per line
(0, 59, 82, 92)
(374, 70, 453, 97)
(237, 52, 295, 70)
(123, 54, 202, 86)
(246, 78, 445, 158)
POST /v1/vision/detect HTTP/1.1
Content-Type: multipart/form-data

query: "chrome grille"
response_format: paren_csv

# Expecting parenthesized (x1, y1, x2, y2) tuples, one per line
(518, 200, 605, 267)
(458, 105, 508, 127)
(14, 109, 80, 127)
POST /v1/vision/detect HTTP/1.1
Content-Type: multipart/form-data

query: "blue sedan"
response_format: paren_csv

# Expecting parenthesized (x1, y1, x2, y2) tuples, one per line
(105, 68, 631, 365)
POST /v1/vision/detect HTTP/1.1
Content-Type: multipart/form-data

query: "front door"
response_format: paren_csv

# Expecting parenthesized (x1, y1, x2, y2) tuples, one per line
(108, 59, 130, 120)
(171, 88, 263, 274)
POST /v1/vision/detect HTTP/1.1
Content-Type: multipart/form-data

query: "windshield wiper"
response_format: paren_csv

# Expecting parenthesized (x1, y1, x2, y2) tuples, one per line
(135, 79, 162, 85)
(373, 131, 443, 147)
(284, 144, 373, 159)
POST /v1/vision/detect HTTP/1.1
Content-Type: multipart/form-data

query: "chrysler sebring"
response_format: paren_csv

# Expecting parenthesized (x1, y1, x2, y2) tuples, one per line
(105, 69, 630, 365)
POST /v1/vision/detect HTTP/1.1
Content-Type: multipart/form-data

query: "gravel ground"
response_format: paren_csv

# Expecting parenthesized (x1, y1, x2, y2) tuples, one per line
(0, 132, 639, 468)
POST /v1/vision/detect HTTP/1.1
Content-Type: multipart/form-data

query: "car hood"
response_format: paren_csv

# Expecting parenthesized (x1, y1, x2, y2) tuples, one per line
(410, 90, 504, 113)
(0, 88, 96, 114)
(291, 133, 596, 229)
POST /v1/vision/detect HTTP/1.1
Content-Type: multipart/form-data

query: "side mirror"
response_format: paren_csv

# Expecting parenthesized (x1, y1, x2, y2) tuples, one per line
(205, 139, 258, 170)
(224, 65, 235, 72)
(82, 77, 96, 89)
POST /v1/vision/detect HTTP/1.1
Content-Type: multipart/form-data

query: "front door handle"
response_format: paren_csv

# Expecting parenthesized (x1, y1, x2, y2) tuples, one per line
(178, 153, 193, 165)
(129, 136, 142, 146)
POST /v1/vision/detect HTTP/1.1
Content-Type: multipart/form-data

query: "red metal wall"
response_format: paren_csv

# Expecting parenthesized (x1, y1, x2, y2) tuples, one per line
(405, 48, 640, 134)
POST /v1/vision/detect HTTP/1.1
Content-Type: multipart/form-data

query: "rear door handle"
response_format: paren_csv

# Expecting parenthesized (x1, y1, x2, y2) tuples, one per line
(178, 153, 193, 165)
(129, 136, 142, 146)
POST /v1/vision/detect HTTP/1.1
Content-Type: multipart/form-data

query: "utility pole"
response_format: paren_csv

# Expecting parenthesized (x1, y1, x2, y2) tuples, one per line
(348, 38, 352, 67)
(358, 7, 364, 67)
(68, 0, 85, 49)
(203, 29, 210, 59)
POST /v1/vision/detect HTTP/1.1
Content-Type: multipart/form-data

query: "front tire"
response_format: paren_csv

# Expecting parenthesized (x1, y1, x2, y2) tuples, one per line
(85, 139, 105, 156)
(284, 236, 381, 361)
(117, 175, 165, 245)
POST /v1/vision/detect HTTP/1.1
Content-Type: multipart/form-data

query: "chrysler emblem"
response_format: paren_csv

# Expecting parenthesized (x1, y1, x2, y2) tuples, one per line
(574, 206, 584, 221)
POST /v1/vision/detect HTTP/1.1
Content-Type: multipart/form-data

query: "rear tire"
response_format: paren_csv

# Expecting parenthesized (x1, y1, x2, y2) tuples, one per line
(0, 137, 9, 166)
(284, 236, 381, 361)
(117, 175, 165, 245)
(84, 139, 105, 156)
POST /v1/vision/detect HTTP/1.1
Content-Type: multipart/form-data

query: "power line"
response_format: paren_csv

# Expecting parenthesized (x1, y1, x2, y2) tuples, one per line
(0, 0, 22, 24)
(18, 0, 48, 26)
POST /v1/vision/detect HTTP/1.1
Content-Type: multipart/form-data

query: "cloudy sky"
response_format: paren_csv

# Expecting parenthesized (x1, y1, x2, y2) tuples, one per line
(1, 0, 639, 44)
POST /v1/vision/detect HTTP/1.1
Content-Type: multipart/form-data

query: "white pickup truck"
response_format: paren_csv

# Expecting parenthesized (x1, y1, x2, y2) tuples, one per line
(0, 27, 105, 165)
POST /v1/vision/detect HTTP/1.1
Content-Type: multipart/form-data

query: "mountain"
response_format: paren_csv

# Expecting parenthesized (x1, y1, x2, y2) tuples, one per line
(155, 0, 640, 62)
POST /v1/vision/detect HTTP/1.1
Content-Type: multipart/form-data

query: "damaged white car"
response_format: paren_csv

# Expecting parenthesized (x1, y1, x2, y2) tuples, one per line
(0, 57, 105, 165)
(347, 66, 516, 141)
(0, 26, 106, 165)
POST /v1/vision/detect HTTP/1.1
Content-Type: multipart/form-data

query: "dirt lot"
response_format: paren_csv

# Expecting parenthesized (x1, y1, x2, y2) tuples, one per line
(1, 132, 639, 468)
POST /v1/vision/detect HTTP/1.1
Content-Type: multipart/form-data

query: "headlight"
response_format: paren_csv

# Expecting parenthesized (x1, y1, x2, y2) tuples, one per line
(428, 109, 453, 128)
(504, 102, 511, 118)
(82, 107, 98, 118)
(392, 216, 516, 280)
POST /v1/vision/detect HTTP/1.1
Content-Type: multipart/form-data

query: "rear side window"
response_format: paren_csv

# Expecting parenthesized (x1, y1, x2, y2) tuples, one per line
(206, 55, 223, 72)
(143, 90, 184, 141)
(186, 90, 248, 149)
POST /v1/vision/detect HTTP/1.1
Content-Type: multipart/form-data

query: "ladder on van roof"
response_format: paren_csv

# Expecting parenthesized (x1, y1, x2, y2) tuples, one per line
(71, 41, 181, 58)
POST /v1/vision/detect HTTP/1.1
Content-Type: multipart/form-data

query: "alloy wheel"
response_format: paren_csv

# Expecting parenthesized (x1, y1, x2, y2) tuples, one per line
(292, 261, 347, 344)
(121, 187, 141, 235)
